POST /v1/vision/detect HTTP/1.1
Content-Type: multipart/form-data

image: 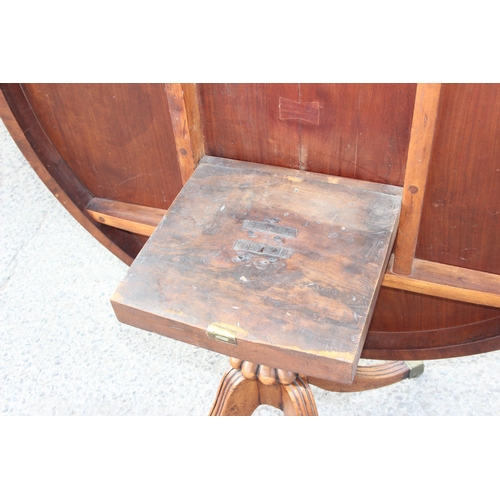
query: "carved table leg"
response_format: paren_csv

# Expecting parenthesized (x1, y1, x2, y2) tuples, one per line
(210, 359, 424, 415)
(281, 376, 318, 416)
(209, 368, 260, 416)
(209, 358, 318, 416)
(308, 360, 424, 393)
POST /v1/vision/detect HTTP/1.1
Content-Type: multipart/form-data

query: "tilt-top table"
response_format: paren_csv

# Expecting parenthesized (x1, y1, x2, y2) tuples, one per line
(111, 156, 420, 415)
(3, 83, 499, 415)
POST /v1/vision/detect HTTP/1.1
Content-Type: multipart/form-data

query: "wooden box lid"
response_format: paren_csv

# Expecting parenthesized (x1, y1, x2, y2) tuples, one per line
(111, 156, 402, 384)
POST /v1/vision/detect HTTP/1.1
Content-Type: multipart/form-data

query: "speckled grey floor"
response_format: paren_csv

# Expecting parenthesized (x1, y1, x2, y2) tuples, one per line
(1, 118, 499, 416)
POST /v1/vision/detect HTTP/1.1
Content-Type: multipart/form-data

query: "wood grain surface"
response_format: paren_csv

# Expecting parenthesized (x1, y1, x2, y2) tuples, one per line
(86, 198, 165, 237)
(297, 84, 416, 184)
(165, 83, 200, 184)
(198, 83, 416, 184)
(112, 156, 402, 383)
(209, 368, 318, 416)
(84, 196, 500, 309)
(198, 84, 301, 168)
(393, 83, 441, 274)
(364, 312, 500, 360)
(21, 83, 185, 210)
(0, 84, 141, 264)
(416, 84, 500, 275)
(384, 256, 500, 308)
(181, 83, 205, 166)
(308, 360, 419, 393)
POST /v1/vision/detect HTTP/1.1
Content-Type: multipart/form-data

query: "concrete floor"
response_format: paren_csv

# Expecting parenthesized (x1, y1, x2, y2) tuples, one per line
(1, 117, 500, 416)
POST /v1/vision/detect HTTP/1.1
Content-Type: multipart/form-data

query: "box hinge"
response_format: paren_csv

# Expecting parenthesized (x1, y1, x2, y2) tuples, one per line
(207, 323, 238, 345)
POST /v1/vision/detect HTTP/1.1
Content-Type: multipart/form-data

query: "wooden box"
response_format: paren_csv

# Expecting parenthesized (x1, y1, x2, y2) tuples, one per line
(111, 156, 402, 384)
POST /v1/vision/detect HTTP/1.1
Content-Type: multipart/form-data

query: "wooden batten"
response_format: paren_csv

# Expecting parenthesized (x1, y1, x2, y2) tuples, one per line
(181, 83, 205, 166)
(383, 256, 500, 308)
(86, 198, 165, 236)
(393, 83, 442, 275)
(165, 83, 205, 184)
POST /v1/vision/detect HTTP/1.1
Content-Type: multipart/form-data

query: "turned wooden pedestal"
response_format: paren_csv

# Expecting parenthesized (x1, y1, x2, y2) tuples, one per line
(210, 358, 318, 416)
(111, 156, 410, 415)
(209, 358, 424, 416)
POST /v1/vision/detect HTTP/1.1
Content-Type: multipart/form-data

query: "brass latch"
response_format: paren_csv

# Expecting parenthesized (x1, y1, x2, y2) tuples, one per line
(207, 323, 238, 345)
